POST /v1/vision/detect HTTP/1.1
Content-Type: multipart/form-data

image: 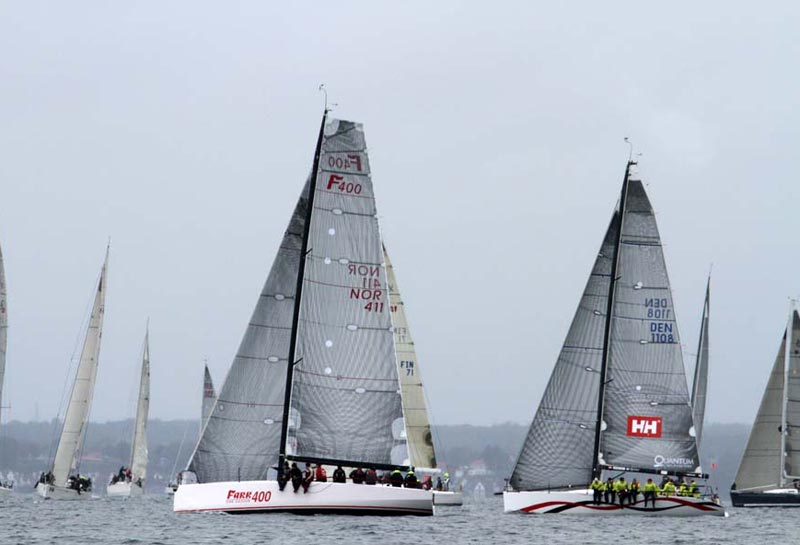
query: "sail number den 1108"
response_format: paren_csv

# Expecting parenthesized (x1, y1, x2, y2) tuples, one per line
(645, 298, 674, 343)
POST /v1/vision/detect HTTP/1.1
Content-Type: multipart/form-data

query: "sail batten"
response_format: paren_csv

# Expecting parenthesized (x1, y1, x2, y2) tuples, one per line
(51, 252, 108, 486)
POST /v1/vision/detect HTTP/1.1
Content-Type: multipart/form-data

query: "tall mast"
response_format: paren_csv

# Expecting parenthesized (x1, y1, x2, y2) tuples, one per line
(779, 300, 795, 487)
(591, 160, 634, 480)
(278, 110, 328, 468)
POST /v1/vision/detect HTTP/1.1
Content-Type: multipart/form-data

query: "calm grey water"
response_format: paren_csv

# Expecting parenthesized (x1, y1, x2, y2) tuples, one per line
(0, 494, 797, 545)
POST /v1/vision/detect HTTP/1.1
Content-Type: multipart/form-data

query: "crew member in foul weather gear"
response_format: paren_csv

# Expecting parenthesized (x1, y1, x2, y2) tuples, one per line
(590, 478, 603, 504)
(404, 469, 419, 488)
(443, 472, 451, 491)
(350, 467, 365, 484)
(390, 469, 404, 487)
(629, 478, 640, 504)
(604, 477, 615, 504)
(689, 480, 700, 498)
(643, 478, 658, 508)
(364, 468, 378, 485)
(290, 463, 303, 493)
(614, 477, 627, 506)
(314, 464, 327, 482)
(661, 478, 676, 497)
(302, 464, 314, 493)
(277, 462, 290, 491)
(678, 480, 689, 497)
(332, 465, 346, 483)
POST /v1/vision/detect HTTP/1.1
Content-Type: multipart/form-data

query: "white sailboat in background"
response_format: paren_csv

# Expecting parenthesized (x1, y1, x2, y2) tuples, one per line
(384, 246, 461, 506)
(0, 242, 11, 495)
(165, 363, 215, 495)
(175, 112, 432, 515)
(731, 304, 800, 507)
(108, 327, 150, 497)
(504, 161, 724, 516)
(36, 248, 109, 500)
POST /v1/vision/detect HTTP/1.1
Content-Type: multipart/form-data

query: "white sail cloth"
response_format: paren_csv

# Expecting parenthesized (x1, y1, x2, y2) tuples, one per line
(385, 246, 435, 469)
(691, 281, 710, 450)
(0, 244, 7, 425)
(130, 330, 150, 482)
(52, 253, 108, 486)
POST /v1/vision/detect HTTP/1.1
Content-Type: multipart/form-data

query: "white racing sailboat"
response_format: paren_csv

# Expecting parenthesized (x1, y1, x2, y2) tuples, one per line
(174, 112, 432, 515)
(108, 327, 150, 497)
(36, 248, 109, 500)
(165, 364, 215, 495)
(384, 246, 461, 506)
(731, 305, 800, 507)
(504, 161, 724, 516)
(0, 242, 11, 495)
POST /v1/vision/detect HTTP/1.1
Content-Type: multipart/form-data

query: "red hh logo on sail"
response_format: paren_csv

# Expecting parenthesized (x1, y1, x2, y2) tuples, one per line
(626, 416, 662, 438)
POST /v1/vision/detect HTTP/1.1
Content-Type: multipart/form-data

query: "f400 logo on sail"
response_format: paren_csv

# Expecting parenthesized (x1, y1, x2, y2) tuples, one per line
(626, 416, 662, 438)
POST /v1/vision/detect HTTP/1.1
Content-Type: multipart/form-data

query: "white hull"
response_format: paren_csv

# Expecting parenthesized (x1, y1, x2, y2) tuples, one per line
(0, 486, 12, 496)
(35, 482, 91, 501)
(503, 489, 725, 516)
(433, 491, 463, 506)
(174, 479, 433, 516)
(107, 481, 144, 497)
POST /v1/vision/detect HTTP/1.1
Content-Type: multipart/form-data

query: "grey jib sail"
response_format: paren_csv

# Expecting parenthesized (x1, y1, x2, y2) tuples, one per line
(509, 209, 618, 490)
(288, 118, 404, 466)
(201, 364, 217, 431)
(188, 180, 309, 483)
(735, 310, 800, 490)
(599, 179, 699, 474)
(691, 279, 710, 450)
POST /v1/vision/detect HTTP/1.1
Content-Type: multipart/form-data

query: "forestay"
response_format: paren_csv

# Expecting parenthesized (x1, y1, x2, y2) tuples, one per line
(130, 329, 150, 483)
(188, 180, 309, 482)
(509, 210, 618, 491)
(600, 179, 699, 474)
(52, 252, 108, 486)
(691, 280, 710, 450)
(288, 118, 404, 466)
(385, 246, 433, 469)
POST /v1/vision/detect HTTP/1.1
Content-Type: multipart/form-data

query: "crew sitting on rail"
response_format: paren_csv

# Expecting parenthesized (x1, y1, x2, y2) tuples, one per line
(390, 468, 404, 487)
(643, 478, 658, 508)
(301, 464, 313, 493)
(442, 472, 451, 491)
(349, 467, 365, 484)
(661, 478, 676, 497)
(289, 463, 303, 492)
(689, 479, 700, 498)
(364, 468, 377, 485)
(314, 464, 327, 483)
(677, 479, 689, 497)
(277, 461, 289, 491)
(404, 469, 419, 488)
(332, 465, 346, 483)
(421, 475, 433, 490)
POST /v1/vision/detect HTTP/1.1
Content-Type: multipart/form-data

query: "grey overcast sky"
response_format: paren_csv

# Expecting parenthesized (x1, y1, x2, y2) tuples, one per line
(1, 1, 798, 427)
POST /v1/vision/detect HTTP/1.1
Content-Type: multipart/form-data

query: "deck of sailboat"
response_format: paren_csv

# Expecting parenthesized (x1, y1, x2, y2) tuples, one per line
(731, 489, 800, 507)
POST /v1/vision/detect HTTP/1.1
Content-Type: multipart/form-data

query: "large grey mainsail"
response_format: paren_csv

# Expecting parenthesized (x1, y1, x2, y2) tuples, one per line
(385, 245, 434, 469)
(201, 364, 216, 431)
(599, 179, 699, 474)
(691, 279, 710, 450)
(509, 210, 618, 490)
(734, 315, 797, 490)
(288, 118, 403, 466)
(188, 181, 309, 482)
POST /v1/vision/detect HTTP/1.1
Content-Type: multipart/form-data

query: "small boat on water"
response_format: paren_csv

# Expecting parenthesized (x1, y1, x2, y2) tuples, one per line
(36, 248, 109, 500)
(503, 161, 724, 516)
(174, 111, 432, 515)
(0, 242, 11, 496)
(107, 327, 150, 497)
(384, 246, 462, 507)
(165, 364, 215, 496)
(731, 305, 800, 507)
